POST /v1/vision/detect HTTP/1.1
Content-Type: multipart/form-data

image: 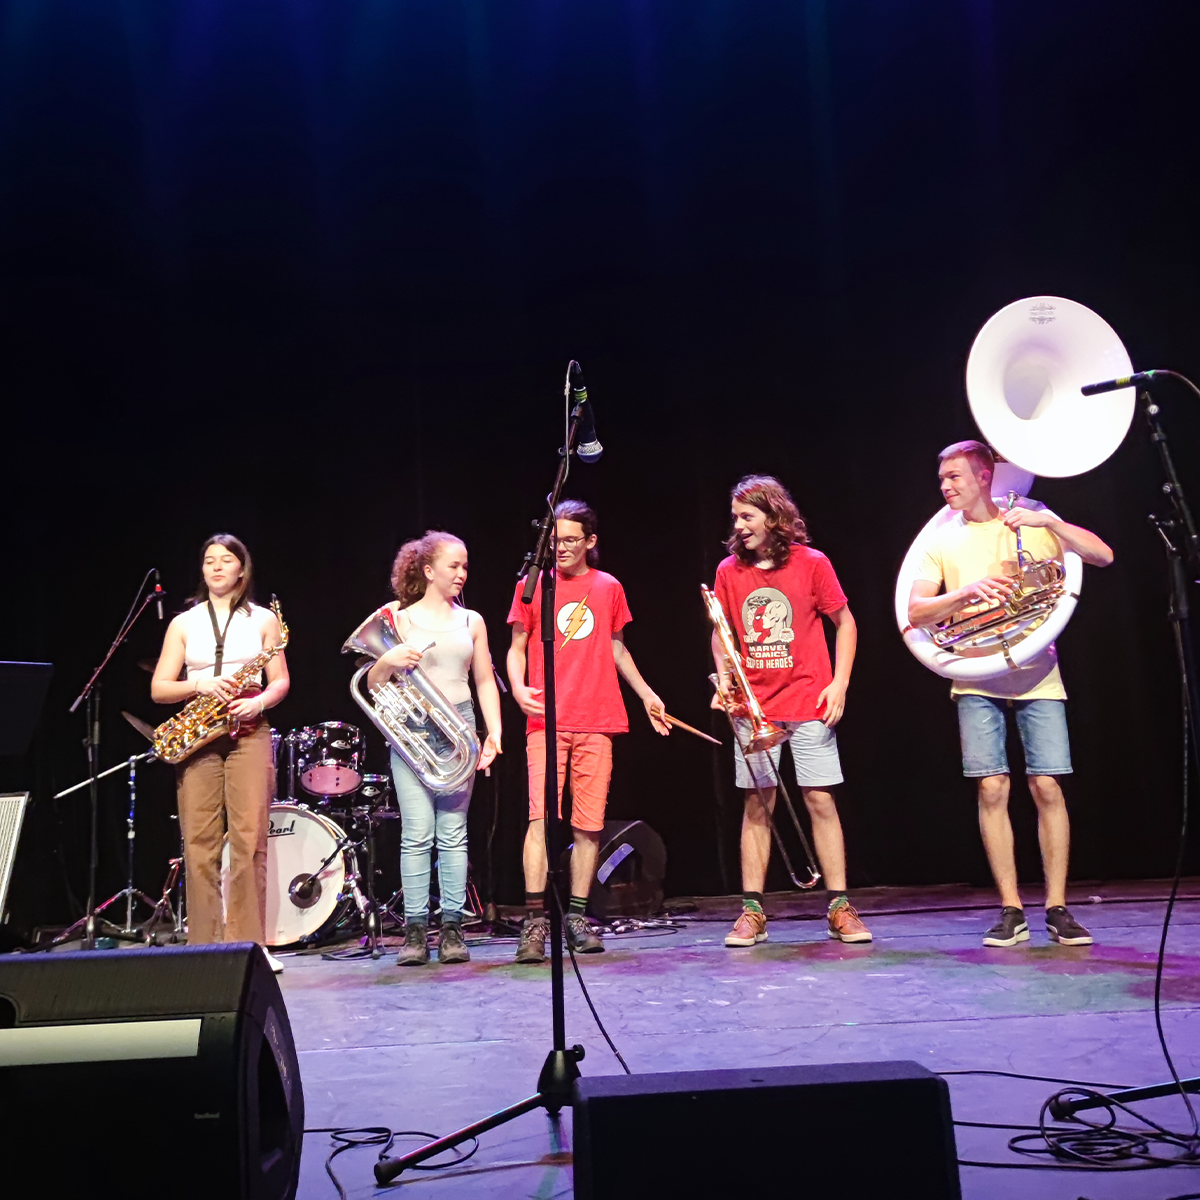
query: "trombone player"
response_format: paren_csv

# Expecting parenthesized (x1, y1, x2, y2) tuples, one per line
(907, 440, 1113, 948)
(711, 475, 871, 948)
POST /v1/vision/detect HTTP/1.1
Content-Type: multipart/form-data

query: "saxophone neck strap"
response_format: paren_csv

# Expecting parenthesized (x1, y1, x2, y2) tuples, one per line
(206, 601, 239, 678)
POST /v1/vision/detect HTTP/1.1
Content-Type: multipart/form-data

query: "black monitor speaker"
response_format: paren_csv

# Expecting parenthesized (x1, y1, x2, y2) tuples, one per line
(575, 1061, 960, 1200)
(0, 943, 303, 1199)
(561, 819, 666, 919)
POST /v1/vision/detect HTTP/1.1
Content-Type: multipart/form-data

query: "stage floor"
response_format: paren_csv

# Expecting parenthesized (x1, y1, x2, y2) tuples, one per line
(284, 882, 1200, 1199)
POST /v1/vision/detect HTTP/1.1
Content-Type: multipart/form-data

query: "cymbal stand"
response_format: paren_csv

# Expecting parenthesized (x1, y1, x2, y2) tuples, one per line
(52, 750, 160, 945)
(67, 568, 162, 950)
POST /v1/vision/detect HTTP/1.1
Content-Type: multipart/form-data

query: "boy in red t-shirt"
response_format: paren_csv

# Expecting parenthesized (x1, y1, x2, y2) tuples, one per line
(711, 475, 871, 947)
(507, 499, 668, 962)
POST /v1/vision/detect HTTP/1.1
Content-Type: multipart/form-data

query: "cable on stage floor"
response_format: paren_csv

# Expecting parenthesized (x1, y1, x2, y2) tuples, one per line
(303, 1125, 478, 1199)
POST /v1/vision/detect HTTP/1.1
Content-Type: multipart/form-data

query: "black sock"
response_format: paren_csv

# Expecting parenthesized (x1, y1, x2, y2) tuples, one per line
(743, 891, 764, 915)
(526, 892, 545, 921)
(568, 895, 588, 916)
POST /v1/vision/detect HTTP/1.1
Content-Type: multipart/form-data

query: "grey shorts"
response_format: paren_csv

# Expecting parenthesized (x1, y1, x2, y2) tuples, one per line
(733, 718, 843, 790)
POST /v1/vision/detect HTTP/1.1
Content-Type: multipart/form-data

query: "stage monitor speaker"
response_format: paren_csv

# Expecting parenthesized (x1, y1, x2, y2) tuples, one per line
(574, 1061, 960, 1200)
(0, 943, 303, 1200)
(563, 819, 666, 919)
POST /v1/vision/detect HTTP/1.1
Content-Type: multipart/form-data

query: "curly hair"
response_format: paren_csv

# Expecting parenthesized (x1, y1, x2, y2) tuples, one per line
(555, 499, 600, 568)
(726, 475, 808, 568)
(390, 531, 467, 608)
(190, 533, 254, 614)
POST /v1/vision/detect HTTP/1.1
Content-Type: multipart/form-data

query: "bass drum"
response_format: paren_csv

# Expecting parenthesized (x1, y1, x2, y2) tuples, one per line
(221, 803, 349, 949)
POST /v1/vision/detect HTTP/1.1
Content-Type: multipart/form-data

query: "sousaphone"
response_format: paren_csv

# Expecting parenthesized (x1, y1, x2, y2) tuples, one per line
(896, 296, 1134, 680)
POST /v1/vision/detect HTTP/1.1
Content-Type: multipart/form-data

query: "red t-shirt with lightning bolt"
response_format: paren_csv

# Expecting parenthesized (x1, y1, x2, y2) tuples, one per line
(508, 569, 632, 734)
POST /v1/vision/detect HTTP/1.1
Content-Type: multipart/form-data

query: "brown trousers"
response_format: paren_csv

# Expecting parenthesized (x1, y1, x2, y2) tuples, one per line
(175, 723, 273, 945)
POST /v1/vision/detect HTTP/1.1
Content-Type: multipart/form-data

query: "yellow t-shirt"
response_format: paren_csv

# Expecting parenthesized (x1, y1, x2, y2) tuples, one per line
(915, 513, 1067, 701)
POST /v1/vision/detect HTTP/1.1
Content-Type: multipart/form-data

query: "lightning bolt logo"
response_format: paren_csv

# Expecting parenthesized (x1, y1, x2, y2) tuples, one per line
(557, 595, 593, 648)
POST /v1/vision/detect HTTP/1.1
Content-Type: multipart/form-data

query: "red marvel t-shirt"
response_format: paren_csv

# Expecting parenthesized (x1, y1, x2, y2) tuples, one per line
(713, 545, 847, 723)
(507, 569, 632, 734)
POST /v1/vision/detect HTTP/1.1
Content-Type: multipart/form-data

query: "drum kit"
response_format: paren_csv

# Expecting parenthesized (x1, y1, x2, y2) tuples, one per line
(234, 720, 404, 952)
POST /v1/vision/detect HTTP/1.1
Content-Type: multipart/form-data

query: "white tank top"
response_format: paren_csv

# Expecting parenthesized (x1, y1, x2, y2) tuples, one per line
(180, 602, 266, 680)
(397, 606, 474, 705)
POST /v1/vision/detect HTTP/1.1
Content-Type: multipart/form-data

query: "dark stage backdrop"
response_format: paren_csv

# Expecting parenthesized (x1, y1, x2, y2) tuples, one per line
(2, 1, 1198, 933)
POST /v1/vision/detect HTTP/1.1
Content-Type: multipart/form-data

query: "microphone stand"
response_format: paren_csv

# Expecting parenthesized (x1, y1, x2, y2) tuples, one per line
(67, 570, 162, 950)
(1053, 382, 1200, 1121)
(375, 366, 591, 1182)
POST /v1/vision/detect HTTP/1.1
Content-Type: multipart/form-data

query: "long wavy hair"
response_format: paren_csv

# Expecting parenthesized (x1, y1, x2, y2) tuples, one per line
(555, 499, 600, 567)
(390, 531, 467, 609)
(726, 475, 808, 568)
(190, 533, 253, 614)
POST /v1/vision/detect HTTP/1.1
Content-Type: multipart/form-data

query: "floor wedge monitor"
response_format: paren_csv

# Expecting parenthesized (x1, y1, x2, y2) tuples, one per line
(0, 943, 303, 1200)
(574, 1060, 960, 1200)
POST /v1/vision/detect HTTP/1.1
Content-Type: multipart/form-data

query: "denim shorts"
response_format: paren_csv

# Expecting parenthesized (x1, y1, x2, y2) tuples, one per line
(955, 695, 1072, 778)
(733, 719, 843, 789)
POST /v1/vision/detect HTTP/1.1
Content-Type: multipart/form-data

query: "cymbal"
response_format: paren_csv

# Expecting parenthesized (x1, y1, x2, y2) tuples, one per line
(122, 711, 156, 743)
(137, 658, 158, 674)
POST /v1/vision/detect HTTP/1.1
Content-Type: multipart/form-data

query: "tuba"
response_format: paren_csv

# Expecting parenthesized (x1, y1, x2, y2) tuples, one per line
(342, 607, 480, 793)
(896, 296, 1134, 680)
(154, 598, 289, 764)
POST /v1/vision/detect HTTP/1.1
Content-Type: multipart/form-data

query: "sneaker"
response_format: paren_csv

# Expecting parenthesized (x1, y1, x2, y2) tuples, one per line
(262, 947, 285, 975)
(1046, 906, 1094, 946)
(437, 921, 471, 964)
(827, 899, 873, 944)
(982, 907, 1030, 947)
(566, 912, 605, 954)
(724, 908, 768, 947)
(397, 922, 429, 966)
(515, 915, 548, 964)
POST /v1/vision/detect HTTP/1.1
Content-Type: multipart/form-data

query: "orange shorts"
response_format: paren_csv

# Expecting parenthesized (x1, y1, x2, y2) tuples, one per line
(526, 729, 613, 833)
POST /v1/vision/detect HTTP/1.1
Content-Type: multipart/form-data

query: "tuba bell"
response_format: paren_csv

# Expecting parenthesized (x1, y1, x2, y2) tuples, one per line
(342, 607, 480, 793)
(896, 296, 1133, 680)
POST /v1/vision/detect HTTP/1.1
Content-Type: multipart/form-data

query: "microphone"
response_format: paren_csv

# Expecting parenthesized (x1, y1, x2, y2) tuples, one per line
(153, 569, 165, 621)
(571, 361, 603, 463)
(1080, 370, 1160, 396)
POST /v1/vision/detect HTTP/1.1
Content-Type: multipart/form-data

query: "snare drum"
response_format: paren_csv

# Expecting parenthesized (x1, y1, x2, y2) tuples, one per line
(355, 773, 396, 817)
(221, 803, 351, 948)
(298, 721, 364, 796)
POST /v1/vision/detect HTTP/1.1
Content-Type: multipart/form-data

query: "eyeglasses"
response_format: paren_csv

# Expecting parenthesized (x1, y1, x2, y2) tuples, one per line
(557, 535, 588, 548)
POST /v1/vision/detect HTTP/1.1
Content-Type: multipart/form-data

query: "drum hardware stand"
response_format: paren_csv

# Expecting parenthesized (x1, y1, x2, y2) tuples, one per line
(376, 361, 594, 1183)
(141, 852, 185, 944)
(66, 567, 164, 950)
(51, 749, 161, 945)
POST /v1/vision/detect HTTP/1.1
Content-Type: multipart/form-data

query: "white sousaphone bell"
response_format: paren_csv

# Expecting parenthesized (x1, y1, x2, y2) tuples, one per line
(895, 296, 1135, 680)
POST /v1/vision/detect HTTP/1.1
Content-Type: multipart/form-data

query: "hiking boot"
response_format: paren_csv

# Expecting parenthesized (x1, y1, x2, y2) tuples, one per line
(827, 899, 873, 943)
(515, 915, 548, 963)
(438, 921, 471, 964)
(982, 907, 1030, 947)
(724, 907, 768, 947)
(1046, 906, 1094, 946)
(566, 912, 605, 953)
(397, 922, 429, 966)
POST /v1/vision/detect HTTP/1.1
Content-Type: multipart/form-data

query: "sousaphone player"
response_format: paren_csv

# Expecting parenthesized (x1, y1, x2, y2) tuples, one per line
(899, 291, 1139, 951)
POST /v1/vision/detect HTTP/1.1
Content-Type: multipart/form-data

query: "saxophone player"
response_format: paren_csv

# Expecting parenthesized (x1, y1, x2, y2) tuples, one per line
(151, 534, 289, 970)
(907, 440, 1112, 948)
(363, 532, 502, 967)
(712, 476, 871, 948)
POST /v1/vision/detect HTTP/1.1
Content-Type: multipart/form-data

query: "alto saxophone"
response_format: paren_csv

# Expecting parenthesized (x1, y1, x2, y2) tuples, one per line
(153, 598, 289, 765)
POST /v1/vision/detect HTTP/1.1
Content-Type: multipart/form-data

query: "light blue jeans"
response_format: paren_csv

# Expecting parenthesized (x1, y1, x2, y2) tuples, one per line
(390, 700, 476, 925)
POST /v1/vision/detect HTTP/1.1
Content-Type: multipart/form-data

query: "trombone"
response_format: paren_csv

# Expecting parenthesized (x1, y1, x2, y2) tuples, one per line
(701, 585, 821, 890)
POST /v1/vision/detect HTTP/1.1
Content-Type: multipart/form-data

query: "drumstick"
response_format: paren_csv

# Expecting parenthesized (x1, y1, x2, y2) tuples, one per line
(653, 709, 722, 745)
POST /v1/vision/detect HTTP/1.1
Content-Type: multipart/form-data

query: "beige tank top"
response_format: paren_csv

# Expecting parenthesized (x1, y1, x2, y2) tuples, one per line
(396, 606, 474, 705)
